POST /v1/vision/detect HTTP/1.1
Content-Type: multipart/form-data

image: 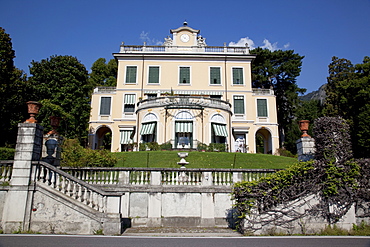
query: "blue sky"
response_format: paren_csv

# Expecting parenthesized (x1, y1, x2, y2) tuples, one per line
(1, 0, 370, 93)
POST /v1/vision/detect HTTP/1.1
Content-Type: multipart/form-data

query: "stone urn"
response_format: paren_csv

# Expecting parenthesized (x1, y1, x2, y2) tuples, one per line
(299, 120, 311, 138)
(25, 101, 42, 123)
(48, 116, 62, 135)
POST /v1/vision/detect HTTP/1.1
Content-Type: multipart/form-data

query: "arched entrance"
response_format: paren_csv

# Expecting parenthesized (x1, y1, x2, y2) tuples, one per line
(255, 128, 272, 154)
(95, 126, 112, 150)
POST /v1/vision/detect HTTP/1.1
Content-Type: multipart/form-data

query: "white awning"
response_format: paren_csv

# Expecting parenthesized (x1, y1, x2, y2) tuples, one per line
(124, 94, 136, 104)
(140, 122, 156, 135)
(175, 122, 193, 133)
(212, 123, 228, 137)
(120, 130, 133, 144)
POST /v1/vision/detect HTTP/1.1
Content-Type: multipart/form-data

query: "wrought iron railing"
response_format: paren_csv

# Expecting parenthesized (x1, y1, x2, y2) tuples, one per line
(136, 96, 232, 113)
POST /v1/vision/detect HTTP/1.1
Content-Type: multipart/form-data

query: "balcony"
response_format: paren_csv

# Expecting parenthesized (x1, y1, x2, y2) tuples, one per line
(93, 87, 116, 94)
(136, 96, 232, 113)
(252, 88, 274, 95)
(119, 45, 250, 55)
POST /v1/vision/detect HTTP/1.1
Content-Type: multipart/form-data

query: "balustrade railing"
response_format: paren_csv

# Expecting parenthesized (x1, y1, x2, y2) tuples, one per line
(120, 45, 249, 54)
(0, 161, 13, 184)
(61, 167, 279, 186)
(32, 161, 121, 213)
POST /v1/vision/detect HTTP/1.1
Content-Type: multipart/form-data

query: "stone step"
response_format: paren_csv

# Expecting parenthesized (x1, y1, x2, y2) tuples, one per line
(122, 227, 242, 237)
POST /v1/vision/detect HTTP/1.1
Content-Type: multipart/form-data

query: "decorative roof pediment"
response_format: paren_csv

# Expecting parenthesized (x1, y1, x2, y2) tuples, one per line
(170, 22, 200, 34)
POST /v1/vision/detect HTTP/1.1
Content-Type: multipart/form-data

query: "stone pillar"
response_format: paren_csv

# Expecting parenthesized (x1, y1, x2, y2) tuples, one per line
(147, 171, 162, 227)
(296, 138, 315, 162)
(201, 171, 215, 227)
(2, 123, 44, 233)
(296, 120, 315, 162)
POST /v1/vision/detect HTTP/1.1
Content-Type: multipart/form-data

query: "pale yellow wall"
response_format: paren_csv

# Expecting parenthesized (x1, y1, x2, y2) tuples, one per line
(89, 26, 280, 154)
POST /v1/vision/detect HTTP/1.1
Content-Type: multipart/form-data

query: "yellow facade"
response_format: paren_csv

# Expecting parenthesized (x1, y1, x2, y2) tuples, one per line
(89, 23, 279, 154)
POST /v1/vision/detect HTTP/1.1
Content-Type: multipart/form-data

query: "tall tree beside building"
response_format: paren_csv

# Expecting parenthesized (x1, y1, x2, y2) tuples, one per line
(324, 56, 355, 117)
(28, 55, 94, 144)
(324, 56, 370, 158)
(251, 48, 305, 151)
(89, 58, 117, 87)
(0, 27, 30, 147)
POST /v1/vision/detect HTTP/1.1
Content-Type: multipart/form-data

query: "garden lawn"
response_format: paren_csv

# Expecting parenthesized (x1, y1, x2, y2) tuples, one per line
(112, 151, 297, 169)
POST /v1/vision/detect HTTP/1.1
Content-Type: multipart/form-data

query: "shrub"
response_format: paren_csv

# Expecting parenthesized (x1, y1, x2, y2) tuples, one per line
(197, 142, 208, 151)
(160, 142, 172, 151)
(0, 147, 15, 160)
(61, 139, 117, 167)
(208, 143, 227, 152)
(276, 148, 297, 158)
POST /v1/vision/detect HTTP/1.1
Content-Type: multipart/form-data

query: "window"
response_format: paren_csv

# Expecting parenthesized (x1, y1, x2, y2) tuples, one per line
(179, 67, 190, 84)
(210, 67, 221, 84)
(124, 94, 135, 113)
(233, 96, 245, 114)
(210, 95, 222, 100)
(257, 99, 268, 117)
(146, 94, 157, 99)
(125, 66, 137, 84)
(100, 97, 111, 115)
(148, 66, 159, 84)
(232, 68, 243, 85)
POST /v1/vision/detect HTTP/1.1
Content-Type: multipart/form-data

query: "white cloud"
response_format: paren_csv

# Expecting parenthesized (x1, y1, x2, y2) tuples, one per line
(229, 37, 290, 51)
(139, 31, 163, 45)
(229, 37, 256, 49)
(261, 39, 278, 51)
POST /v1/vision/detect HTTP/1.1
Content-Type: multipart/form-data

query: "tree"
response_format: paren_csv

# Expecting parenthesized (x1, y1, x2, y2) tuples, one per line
(324, 56, 370, 158)
(324, 56, 355, 117)
(89, 58, 117, 87)
(28, 55, 94, 144)
(0, 27, 30, 147)
(251, 48, 305, 151)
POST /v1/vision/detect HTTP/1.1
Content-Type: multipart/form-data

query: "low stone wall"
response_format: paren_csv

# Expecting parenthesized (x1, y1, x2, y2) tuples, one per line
(242, 193, 362, 235)
(122, 191, 233, 228)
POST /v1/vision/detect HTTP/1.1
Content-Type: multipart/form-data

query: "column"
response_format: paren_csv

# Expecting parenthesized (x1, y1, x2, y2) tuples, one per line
(2, 123, 43, 233)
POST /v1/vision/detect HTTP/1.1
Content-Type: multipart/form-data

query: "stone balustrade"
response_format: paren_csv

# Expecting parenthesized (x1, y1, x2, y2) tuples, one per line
(31, 161, 122, 213)
(60, 167, 278, 186)
(0, 161, 13, 184)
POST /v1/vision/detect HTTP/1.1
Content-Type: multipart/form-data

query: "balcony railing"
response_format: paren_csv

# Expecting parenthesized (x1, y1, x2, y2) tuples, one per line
(252, 88, 274, 95)
(119, 45, 250, 54)
(93, 87, 116, 94)
(136, 96, 232, 113)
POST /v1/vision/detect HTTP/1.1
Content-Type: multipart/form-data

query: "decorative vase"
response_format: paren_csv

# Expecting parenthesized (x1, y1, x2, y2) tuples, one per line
(48, 116, 62, 135)
(299, 120, 311, 138)
(25, 101, 42, 123)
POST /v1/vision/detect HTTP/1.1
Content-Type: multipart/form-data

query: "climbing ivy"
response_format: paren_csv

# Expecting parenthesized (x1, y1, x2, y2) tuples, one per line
(233, 117, 369, 233)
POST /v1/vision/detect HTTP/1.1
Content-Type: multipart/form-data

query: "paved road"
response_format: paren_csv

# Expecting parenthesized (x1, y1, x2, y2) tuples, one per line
(0, 235, 370, 247)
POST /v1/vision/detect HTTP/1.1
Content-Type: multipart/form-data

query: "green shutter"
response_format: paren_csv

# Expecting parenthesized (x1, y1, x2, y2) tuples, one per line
(257, 99, 268, 117)
(232, 68, 243, 84)
(148, 66, 159, 84)
(210, 67, 221, 84)
(179, 67, 190, 84)
(100, 97, 111, 115)
(126, 66, 137, 83)
(234, 96, 245, 114)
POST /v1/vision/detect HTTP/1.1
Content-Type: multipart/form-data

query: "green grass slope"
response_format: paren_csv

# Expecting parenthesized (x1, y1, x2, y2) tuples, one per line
(112, 151, 296, 169)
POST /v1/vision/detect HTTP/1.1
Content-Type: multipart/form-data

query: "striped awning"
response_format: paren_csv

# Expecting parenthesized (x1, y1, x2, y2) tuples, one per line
(124, 94, 136, 104)
(175, 122, 193, 133)
(140, 122, 156, 135)
(212, 124, 228, 137)
(120, 130, 133, 144)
